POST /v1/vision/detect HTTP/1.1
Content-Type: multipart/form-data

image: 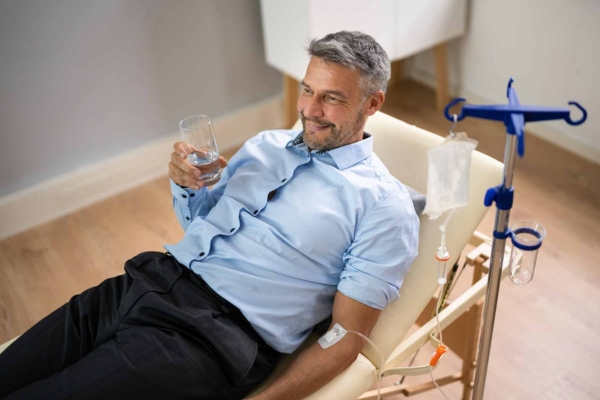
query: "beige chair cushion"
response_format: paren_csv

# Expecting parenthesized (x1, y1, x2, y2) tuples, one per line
(248, 111, 502, 399)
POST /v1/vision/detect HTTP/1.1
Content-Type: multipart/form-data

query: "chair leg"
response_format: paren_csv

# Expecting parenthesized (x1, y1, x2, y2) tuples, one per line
(433, 42, 450, 111)
(461, 256, 485, 400)
(461, 299, 484, 400)
(388, 59, 404, 88)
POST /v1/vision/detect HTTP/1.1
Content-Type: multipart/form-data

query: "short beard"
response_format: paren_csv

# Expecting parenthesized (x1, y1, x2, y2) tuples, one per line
(300, 106, 366, 152)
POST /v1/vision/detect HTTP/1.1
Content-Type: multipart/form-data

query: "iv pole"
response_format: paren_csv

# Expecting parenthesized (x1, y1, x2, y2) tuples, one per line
(443, 79, 587, 400)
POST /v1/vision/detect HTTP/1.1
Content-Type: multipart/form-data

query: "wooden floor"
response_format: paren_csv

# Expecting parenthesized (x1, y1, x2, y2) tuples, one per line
(1, 80, 599, 399)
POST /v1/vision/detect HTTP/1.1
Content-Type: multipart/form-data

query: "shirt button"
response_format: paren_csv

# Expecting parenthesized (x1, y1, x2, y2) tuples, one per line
(190, 193, 195, 197)
(281, 178, 286, 183)
(186, 217, 190, 220)
(230, 228, 235, 232)
(199, 252, 205, 257)
(253, 210, 258, 215)
(182, 194, 187, 198)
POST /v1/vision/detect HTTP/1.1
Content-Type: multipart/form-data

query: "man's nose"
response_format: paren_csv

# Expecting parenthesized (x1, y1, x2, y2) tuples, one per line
(298, 95, 324, 119)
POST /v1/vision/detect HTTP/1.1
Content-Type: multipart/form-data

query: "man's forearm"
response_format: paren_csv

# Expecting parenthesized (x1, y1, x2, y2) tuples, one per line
(248, 337, 361, 400)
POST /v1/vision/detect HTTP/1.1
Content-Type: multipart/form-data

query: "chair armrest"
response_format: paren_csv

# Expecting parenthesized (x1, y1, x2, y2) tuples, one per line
(0, 336, 19, 354)
(384, 253, 511, 370)
(303, 353, 378, 400)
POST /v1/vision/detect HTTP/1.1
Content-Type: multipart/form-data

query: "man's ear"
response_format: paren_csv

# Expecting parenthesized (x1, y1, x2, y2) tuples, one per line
(365, 91, 385, 116)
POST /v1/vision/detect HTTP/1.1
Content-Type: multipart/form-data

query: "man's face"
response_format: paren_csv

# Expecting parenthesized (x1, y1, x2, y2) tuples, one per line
(297, 57, 370, 152)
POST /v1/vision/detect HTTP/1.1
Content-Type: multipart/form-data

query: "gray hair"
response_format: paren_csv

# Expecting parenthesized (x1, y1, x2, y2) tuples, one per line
(307, 31, 391, 96)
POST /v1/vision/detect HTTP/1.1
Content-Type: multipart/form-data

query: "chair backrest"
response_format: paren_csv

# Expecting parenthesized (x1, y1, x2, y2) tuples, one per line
(294, 111, 503, 364)
(360, 111, 503, 363)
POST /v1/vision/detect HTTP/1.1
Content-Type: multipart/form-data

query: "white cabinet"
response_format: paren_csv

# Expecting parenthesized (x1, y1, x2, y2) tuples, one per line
(260, 0, 468, 124)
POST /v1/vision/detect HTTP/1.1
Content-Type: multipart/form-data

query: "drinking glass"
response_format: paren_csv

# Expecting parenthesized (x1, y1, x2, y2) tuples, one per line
(179, 115, 221, 185)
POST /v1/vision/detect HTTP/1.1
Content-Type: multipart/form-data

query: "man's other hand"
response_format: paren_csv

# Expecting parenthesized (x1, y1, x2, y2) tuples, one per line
(169, 142, 228, 190)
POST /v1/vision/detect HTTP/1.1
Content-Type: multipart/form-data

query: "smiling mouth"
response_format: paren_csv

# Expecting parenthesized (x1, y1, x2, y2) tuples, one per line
(306, 122, 331, 132)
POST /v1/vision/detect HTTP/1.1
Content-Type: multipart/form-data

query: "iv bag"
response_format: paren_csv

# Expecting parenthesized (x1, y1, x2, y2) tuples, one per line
(423, 132, 478, 220)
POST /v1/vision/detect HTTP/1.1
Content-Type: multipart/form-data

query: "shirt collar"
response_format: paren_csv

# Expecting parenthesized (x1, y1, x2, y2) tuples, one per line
(287, 131, 373, 170)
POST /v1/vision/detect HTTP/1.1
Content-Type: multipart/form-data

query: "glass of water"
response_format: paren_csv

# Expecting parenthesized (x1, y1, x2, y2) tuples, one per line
(179, 115, 221, 185)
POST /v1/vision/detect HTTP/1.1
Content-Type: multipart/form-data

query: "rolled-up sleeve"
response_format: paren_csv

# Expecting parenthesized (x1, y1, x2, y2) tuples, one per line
(339, 189, 419, 309)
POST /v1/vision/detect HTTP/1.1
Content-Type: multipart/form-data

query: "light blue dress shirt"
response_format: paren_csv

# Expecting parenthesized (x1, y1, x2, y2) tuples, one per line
(165, 130, 419, 353)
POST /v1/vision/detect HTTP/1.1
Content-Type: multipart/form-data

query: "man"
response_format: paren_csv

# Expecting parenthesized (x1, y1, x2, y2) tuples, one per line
(0, 31, 419, 400)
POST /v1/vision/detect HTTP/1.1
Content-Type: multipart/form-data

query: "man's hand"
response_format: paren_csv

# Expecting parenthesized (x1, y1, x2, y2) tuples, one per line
(169, 142, 228, 190)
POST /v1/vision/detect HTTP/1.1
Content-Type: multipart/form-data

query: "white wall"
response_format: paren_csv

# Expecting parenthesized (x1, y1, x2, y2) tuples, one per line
(0, 0, 282, 198)
(408, 0, 600, 163)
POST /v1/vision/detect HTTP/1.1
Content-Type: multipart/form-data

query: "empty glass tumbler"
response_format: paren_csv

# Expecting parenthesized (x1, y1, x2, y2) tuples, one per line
(508, 221, 546, 285)
(179, 115, 221, 185)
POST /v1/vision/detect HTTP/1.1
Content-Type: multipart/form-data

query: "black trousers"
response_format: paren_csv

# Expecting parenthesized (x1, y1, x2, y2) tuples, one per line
(0, 252, 279, 399)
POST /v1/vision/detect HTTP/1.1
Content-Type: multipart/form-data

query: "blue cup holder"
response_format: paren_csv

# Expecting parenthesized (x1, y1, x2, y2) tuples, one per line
(508, 221, 546, 285)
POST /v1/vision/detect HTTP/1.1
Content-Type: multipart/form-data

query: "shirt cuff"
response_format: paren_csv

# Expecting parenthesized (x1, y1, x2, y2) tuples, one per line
(169, 179, 208, 206)
(337, 270, 401, 310)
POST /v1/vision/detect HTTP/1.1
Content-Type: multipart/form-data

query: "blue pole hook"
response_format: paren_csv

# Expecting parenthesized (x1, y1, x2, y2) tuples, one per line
(566, 101, 587, 125)
(506, 77, 515, 96)
(443, 98, 467, 122)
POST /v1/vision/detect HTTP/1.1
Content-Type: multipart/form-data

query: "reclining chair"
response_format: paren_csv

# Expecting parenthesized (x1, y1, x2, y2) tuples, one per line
(0, 111, 505, 399)
(246, 111, 505, 399)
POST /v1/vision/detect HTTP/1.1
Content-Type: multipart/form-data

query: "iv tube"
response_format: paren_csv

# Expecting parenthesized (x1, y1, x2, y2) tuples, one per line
(439, 209, 456, 247)
(436, 210, 455, 284)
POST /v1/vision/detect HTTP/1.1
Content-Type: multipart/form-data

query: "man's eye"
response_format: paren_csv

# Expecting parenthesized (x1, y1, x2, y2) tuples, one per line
(325, 96, 337, 102)
(302, 88, 311, 94)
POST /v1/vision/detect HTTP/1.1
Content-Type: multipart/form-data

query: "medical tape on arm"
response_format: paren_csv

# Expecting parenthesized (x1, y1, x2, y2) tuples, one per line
(319, 323, 385, 399)
(318, 323, 384, 368)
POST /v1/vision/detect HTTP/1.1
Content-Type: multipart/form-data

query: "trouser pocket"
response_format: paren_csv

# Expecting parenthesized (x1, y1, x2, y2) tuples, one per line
(117, 252, 183, 322)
